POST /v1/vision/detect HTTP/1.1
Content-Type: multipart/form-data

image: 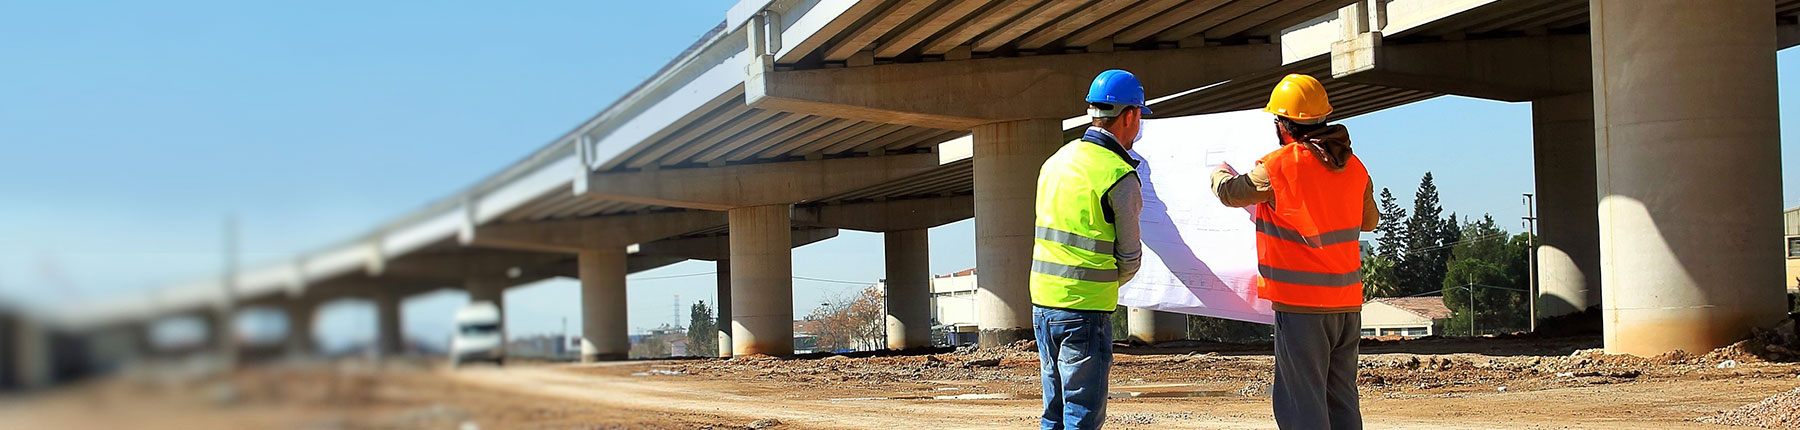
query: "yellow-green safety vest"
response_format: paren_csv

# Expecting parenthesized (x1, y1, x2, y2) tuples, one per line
(1030, 139, 1137, 311)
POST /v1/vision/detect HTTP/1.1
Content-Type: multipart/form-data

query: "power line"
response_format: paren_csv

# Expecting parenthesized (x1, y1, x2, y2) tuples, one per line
(793, 276, 874, 286)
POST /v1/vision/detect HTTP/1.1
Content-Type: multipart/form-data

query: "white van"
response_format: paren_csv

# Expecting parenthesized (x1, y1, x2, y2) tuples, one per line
(450, 301, 504, 367)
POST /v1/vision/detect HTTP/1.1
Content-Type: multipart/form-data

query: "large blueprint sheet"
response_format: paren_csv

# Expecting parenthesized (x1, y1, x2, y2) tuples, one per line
(1118, 110, 1276, 325)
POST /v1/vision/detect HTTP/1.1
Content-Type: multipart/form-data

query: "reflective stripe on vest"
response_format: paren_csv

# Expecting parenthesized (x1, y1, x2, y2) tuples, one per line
(1029, 139, 1135, 312)
(1253, 143, 1370, 308)
(1037, 226, 1116, 255)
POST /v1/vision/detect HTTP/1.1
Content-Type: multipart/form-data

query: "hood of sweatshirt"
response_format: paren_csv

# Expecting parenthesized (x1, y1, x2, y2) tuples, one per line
(1298, 124, 1353, 171)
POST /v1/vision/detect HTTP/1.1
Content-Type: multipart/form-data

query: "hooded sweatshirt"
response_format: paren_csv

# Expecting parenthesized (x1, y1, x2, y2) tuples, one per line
(1210, 124, 1379, 314)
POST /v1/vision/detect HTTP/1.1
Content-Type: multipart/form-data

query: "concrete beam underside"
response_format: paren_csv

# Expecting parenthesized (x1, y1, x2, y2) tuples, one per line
(1333, 33, 1591, 102)
(583, 153, 944, 211)
(467, 211, 726, 255)
(795, 195, 972, 232)
(1592, 0, 1789, 356)
(747, 44, 1281, 129)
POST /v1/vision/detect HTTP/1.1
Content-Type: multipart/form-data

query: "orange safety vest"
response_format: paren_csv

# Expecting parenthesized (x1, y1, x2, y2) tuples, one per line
(1253, 143, 1369, 308)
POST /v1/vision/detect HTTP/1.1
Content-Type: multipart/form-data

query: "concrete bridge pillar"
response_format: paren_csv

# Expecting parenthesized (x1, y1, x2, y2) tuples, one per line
(375, 292, 404, 357)
(715, 259, 733, 358)
(207, 307, 238, 370)
(1128, 308, 1187, 344)
(12, 317, 48, 390)
(885, 229, 932, 350)
(972, 119, 1061, 347)
(579, 248, 630, 362)
(1591, 0, 1789, 355)
(285, 300, 317, 357)
(730, 204, 795, 356)
(1532, 92, 1602, 321)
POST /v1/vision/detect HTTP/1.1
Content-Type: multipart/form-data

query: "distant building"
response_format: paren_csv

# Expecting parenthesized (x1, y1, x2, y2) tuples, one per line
(1361, 297, 1452, 338)
(505, 334, 574, 361)
(930, 268, 979, 346)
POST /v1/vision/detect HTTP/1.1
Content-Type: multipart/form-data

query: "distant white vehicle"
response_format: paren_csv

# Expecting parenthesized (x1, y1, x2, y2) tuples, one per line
(450, 301, 504, 367)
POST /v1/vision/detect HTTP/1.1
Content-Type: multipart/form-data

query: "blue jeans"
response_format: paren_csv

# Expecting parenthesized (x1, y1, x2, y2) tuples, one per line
(1034, 306, 1113, 430)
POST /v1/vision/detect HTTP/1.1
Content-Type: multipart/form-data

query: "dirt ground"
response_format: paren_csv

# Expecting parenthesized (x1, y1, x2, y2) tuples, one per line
(6, 334, 1800, 429)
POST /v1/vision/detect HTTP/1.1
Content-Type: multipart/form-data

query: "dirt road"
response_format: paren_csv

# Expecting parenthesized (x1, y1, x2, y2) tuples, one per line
(7, 335, 1799, 429)
(448, 359, 1793, 429)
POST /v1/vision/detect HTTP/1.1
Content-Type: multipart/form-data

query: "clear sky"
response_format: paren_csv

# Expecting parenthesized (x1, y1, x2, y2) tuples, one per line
(4, 1, 1798, 351)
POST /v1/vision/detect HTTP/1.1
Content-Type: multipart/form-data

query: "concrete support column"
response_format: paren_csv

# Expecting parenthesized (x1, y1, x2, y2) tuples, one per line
(1127, 308, 1187, 344)
(1591, 0, 1788, 355)
(285, 300, 317, 357)
(374, 292, 404, 357)
(13, 317, 48, 390)
(579, 248, 630, 362)
(729, 204, 795, 356)
(971, 119, 1061, 347)
(884, 229, 932, 350)
(1532, 92, 1602, 320)
(715, 259, 733, 358)
(208, 307, 238, 370)
(127, 323, 154, 362)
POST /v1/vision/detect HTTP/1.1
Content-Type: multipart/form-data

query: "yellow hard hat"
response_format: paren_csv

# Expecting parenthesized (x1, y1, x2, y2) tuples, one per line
(1263, 74, 1332, 122)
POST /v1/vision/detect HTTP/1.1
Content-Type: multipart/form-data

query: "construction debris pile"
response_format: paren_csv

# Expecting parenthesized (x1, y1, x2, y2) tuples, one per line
(1697, 387, 1800, 429)
(663, 335, 1800, 398)
(1749, 317, 1800, 362)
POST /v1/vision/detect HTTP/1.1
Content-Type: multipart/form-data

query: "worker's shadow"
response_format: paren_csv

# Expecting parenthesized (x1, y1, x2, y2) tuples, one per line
(1131, 154, 1234, 296)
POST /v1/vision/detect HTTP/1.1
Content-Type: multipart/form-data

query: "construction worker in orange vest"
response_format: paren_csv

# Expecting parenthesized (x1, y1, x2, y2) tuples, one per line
(1212, 73, 1378, 430)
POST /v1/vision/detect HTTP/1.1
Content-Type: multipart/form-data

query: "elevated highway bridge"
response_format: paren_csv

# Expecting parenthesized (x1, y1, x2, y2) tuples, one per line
(38, 0, 1800, 373)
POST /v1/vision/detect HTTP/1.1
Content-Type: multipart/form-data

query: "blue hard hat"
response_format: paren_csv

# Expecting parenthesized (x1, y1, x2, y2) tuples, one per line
(1085, 69, 1152, 115)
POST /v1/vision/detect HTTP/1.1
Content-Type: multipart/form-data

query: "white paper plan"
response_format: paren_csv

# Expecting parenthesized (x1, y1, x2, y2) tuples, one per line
(1118, 110, 1281, 325)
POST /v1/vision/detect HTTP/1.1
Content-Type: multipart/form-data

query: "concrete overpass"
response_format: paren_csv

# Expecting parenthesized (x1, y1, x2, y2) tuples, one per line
(42, 0, 1800, 374)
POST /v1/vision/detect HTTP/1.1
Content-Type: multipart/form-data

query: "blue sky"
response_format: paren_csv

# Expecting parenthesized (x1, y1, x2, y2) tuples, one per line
(3, 1, 1797, 351)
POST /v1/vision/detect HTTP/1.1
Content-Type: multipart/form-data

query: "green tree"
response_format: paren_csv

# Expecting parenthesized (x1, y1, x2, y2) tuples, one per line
(1440, 217, 1531, 336)
(1362, 255, 1401, 300)
(1397, 173, 1450, 296)
(804, 287, 886, 352)
(686, 301, 718, 357)
(1373, 187, 1409, 260)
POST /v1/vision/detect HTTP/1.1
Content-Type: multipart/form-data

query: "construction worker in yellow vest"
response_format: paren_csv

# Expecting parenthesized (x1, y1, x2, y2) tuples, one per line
(1213, 73, 1379, 430)
(1029, 69, 1147, 430)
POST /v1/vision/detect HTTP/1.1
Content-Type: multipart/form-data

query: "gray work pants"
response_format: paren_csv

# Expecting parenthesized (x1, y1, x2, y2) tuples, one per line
(1273, 311, 1362, 430)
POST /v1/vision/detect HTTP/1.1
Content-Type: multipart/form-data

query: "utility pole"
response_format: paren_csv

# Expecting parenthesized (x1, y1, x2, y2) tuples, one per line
(1522, 193, 1538, 333)
(1467, 274, 1477, 337)
(673, 294, 681, 329)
